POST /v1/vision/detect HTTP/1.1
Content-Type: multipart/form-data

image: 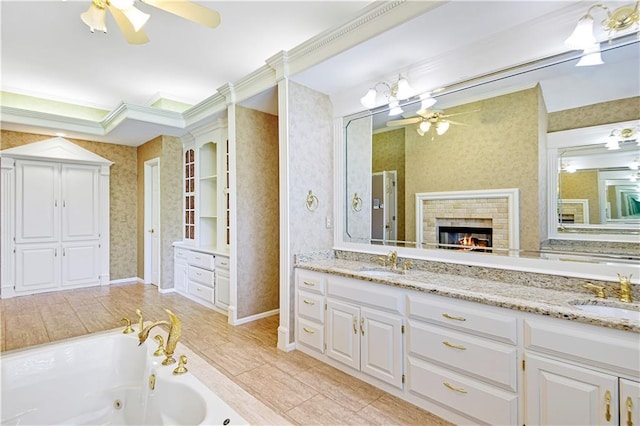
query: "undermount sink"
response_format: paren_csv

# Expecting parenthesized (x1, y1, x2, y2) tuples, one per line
(573, 304, 640, 321)
(359, 269, 402, 277)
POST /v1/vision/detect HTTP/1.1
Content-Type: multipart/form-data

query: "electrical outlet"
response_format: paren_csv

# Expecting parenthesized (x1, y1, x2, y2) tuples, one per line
(325, 215, 332, 229)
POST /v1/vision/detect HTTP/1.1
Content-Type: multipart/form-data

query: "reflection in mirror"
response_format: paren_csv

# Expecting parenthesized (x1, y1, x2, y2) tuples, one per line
(557, 128, 640, 229)
(343, 38, 639, 258)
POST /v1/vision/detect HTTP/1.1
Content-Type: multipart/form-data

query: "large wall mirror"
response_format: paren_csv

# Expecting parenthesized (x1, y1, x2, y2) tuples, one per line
(342, 37, 639, 262)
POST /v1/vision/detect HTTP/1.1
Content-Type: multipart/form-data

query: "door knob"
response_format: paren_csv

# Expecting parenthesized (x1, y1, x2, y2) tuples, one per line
(148, 228, 154, 233)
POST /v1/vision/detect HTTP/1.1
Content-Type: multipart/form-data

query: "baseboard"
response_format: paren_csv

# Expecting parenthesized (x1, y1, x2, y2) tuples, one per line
(278, 325, 296, 352)
(109, 277, 144, 285)
(157, 287, 175, 294)
(230, 308, 279, 326)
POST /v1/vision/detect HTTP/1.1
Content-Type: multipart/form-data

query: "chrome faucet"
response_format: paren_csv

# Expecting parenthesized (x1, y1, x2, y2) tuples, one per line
(387, 251, 398, 270)
(138, 309, 182, 365)
(618, 273, 633, 303)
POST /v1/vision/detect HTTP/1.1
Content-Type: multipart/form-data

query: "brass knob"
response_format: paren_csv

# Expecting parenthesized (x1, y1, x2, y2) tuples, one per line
(121, 317, 135, 334)
(173, 355, 188, 375)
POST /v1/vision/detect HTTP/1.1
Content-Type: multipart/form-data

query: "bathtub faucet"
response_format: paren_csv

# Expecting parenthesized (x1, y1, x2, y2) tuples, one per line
(138, 309, 182, 365)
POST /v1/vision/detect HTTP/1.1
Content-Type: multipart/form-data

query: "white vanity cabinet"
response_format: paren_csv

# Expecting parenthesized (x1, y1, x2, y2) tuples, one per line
(214, 255, 230, 309)
(295, 269, 326, 354)
(173, 247, 188, 294)
(405, 292, 519, 425)
(524, 317, 640, 426)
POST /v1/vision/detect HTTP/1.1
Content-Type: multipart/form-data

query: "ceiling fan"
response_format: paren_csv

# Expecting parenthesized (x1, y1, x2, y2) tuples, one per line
(81, 0, 221, 45)
(386, 109, 476, 139)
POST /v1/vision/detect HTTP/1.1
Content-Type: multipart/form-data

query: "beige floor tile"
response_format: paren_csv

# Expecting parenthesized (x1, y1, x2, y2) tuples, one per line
(43, 313, 88, 341)
(358, 393, 454, 426)
(287, 393, 370, 425)
(236, 364, 319, 413)
(296, 363, 384, 412)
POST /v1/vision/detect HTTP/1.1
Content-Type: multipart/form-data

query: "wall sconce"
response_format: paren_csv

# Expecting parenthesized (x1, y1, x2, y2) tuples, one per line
(565, 1, 639, 66)
(605, 126, 640, 150)
(360, 75, 416, 116)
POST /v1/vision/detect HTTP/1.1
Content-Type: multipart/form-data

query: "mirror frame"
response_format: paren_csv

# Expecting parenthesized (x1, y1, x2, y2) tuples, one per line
(547, 120, 640, 242)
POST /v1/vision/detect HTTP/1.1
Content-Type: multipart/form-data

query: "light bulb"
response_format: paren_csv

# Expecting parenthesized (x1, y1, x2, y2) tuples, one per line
(81, 2, 107, 33)
(420, 93, 436, 110)
(419, 120, 431, 133)
(388, 100, 403, 116)
(435, 121, 450, 135)
(360, 88, 377, 109)
(395, 76, 414, 100)
(565, 15, 597, 50)
(109, 0, 135, 9)
(576, 44, 603, 67)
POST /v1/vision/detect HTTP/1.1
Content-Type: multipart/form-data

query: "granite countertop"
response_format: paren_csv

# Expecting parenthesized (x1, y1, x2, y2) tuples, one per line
(296, 258, 640, 333)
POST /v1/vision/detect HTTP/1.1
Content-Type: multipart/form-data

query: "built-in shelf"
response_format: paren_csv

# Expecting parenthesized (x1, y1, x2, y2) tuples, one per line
(200, 175, 217, 181)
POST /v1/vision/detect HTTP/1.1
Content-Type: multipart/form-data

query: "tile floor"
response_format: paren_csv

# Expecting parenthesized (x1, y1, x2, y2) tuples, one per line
(0, 283, 452, 425)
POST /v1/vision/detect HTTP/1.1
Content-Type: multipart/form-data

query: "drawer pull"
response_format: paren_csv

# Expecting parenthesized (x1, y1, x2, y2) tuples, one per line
(303, 281, 315, 287)
(443, 381, 467, 394)
(303, 300, 315, 305)
(605, 390, 612, 422)
(442, 341, 467, 350)
(303, 327, 315, 334)
(196, 272, 202, 276)
(195, 256, 201, 260)
(627, 396, 633, 426)
(442, 313, 466, 322)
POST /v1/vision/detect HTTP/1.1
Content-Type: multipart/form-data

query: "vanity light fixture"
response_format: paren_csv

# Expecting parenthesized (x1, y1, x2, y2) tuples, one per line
(565, 1, 639, 66)
(605, 126, 639, 150)
(360, 75, 417, 116)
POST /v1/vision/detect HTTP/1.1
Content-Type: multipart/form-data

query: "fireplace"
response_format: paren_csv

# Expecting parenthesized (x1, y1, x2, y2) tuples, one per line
(439, 226, 492, 252)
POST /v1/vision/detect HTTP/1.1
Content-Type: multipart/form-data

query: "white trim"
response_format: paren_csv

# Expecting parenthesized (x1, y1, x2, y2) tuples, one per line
(232, 308, 280, 326)
(144, 158, 161, 286)
(157, 287, 175, 295)
(109, 277, 144, 285)
(227, 102, 238, 327)
(277, 77, 292, 352)
(415, 188, 520, 250)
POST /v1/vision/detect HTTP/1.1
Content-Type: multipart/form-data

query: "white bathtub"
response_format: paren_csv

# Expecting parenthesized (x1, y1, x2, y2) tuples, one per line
(1, 328, 249, 425)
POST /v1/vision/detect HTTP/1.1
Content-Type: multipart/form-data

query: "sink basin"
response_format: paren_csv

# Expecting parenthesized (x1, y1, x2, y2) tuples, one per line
(573, 304, 640, 321)
(359, 269, 401, 277)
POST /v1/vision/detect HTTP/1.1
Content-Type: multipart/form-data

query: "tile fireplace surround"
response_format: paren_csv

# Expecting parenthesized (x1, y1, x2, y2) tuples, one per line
(417, 189, 519, 251)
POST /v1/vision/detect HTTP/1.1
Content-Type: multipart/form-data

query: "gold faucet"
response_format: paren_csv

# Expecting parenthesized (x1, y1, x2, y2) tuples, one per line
(139, 309, 182, 365)
(583, 283, 606, 299)
(402, 260, 414, 275)
(387, 251, 398, 270)
(618, 273, 633, 303)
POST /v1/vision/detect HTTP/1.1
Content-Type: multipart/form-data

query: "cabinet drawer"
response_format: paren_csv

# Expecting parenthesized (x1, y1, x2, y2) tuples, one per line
(408, 357, 518, 426)
(297, 317, 324, 353)
(187, 251, 214, 270)
(189, 281, 214, 303)
(407, 320, 517, 391)
(297, 291, 325, 323)
(188, 265, 214, 287)
(215, 256, 230, 270)
(524, 318, 640, 377)
(296, 269, 325, 295)
(174, 247, 188, 260)
(406, 293, 517, 344)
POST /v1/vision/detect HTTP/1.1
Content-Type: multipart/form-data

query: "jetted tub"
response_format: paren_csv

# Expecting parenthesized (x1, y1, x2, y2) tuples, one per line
(1, 328, 249, 425)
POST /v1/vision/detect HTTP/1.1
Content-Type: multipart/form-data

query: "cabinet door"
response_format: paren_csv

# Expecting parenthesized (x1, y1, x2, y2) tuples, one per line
(361, 307, 403, 389)
(15, 161, 59, 243)
(61, 242, 100, 287)
(621, 379, 640, 426)
(525, 353, 618, 426)
(61, 164, 99, 241)
(215, 272, 230, 308)
(15, 243, 60, 291)
(174, 260, 187, 294)
(326, 299, 360, 370)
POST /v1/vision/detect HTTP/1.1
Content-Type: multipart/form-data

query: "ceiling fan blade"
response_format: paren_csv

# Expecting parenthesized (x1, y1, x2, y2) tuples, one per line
(446, 119, 467, 126)
(108, 5, 150, 44)
(441, 109, 481, 118)
(140, 0, 221, 28)
(387, 117, 421, 127)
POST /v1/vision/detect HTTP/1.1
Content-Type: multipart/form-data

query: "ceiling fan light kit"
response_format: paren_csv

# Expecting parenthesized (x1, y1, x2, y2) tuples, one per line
(81, 0, 221, 44)
(565, 1, 639, 66)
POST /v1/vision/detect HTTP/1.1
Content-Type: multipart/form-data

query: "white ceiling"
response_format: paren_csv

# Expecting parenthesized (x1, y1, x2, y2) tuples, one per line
(1, 1, 638, 146)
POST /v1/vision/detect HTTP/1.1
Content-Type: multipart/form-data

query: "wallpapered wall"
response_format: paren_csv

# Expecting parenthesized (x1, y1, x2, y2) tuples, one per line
(159, 136, 183, 290)
(287, 80, 334, 341)
(560, 170, 600, 224)
(235, 106, 280, 318)
(405, 86, 542, 251)
(0, 130, 138, 280)
(548, 96, 640, 132)
(373, 128, 406, 241)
